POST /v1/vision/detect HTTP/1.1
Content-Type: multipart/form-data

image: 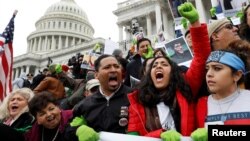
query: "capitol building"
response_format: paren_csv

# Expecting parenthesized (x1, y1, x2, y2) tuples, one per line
(13, 0, 214, 79)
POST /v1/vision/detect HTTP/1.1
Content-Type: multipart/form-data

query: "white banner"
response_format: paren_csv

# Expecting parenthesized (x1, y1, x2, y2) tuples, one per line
(98, 131, 192, 141)
(104, 39, 119, 55)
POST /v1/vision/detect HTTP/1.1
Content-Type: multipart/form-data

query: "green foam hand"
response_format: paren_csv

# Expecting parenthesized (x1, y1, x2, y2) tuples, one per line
(181, 17, 188, 29)
(55, 64, 62, 74)
(70, 116, 87, 127)
(236, 10, 243, 21)
(210, 7, 216, 17)
(178, 2, 199, 24)
(93, 43, 101, 52)
(191, 128, 208, 141)
(160, 130, 181, 141)
(76, 125, 99, 141)
(142, 45, 154, 59)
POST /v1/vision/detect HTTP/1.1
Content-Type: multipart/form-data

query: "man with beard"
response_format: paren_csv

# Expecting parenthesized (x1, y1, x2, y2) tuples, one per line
(64, 54, 132, 141)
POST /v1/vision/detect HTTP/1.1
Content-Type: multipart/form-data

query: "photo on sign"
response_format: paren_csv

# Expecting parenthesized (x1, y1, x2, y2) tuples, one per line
(220, 0, 249, 17)
(221, 0, 248, 10)
(164, 36, 193, 66)
(168, 0, 187, 18)
(81, 52, 100, 69)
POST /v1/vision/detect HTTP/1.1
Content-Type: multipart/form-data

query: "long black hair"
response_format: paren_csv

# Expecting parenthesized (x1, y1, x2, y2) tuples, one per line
(239, 4, 250, 42)
(137, 56, 193, 107)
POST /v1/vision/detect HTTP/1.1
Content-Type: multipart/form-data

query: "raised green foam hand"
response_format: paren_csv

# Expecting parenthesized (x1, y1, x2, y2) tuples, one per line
(142, 45, 154, 59)
(191, 128, 208, 141)
(76, 125, 99, 141)
(210, 7, 216, 17)
(178, 2, 199, 24)
(236, 10, 243, 21)
(160, 130, 181, 141)
(181, 17, 188, 29)
(70, 116, 87, 127)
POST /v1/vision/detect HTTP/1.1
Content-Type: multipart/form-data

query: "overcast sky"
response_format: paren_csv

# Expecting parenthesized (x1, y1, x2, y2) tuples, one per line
(0, 0, 124, 57)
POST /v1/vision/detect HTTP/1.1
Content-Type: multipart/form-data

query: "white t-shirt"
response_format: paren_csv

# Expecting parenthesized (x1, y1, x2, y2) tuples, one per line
(157, 102, 176, 130)
(205, 89, 250, 128)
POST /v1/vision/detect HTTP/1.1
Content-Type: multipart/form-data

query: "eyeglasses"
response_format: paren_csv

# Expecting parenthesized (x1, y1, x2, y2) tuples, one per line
(214, 23, 234, 33)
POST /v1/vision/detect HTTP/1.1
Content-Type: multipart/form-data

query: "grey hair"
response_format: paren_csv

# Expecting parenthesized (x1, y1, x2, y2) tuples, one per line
(0, 88, 34, 120)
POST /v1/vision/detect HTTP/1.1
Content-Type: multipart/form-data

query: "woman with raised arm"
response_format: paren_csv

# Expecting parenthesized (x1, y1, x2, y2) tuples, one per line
(127, 2, 211, 141)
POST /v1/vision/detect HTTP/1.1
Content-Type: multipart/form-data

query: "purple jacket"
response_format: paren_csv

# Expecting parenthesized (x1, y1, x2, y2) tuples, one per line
(24, 110, 73, 141)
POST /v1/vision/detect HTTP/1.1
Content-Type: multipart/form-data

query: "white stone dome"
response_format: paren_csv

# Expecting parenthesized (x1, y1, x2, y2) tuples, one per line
(27, 0, 95, 53)
(45, 0, 89, 22)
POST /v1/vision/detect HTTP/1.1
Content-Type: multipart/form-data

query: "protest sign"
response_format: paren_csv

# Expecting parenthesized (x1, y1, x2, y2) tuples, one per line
(164, 36, 193, 67)
(98, 131, 192, 141)
(104, 39, 119, 55)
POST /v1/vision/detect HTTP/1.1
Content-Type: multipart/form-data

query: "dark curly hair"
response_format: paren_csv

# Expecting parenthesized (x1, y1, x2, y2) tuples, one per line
(28, 91, 58, 117)
(226, 40, 250, 89)
(136, 56, 193, 107)
(239, 4, 250, 42)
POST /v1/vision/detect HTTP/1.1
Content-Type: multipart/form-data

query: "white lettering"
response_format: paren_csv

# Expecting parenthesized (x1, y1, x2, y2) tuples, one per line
(211, 129, 247, 136)
(212, 129, 218, 136)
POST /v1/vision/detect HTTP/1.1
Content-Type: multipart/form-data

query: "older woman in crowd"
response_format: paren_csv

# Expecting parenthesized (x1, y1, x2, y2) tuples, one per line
(0, 88, 34, 140)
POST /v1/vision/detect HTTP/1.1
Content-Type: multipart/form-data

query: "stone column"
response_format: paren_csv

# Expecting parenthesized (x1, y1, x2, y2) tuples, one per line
(26, 65, 30, 74)
(65, 36, 69, 48)
(155, 3, 162, 33)
(72, 37, 75, 46)
(146, 14, 152, 36)
(58, 36, 62, 49)
(44, 36, 48, 51)
(125, 29, 130, 41)
(78, 38, 81, 44)
(38, 37, 42, 52)
(52, 35, 56, 50)
(195, 0, 206, 23)
(47, 38, 51, 50)
(20, 66, 24, 74)
(15, 68, 18, 79)
(118, 24, 123, 42)
(35, 67, 39, 76)
(162, 10, 167, 32)
(33, 38, 37, 52)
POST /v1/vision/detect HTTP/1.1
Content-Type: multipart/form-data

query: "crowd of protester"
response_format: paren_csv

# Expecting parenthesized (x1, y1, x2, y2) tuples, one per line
(1, 2, 250, 141)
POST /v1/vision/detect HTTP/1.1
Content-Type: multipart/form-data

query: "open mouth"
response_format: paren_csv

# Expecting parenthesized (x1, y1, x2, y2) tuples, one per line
(155, 72, 164, 81)
(11, 105, 19, 111)
(108, 75, 118, 86)
(47, 115, 55, 122)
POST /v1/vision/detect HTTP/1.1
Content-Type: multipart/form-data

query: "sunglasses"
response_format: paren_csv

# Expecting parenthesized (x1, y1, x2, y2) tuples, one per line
(215, 23, 234, 33)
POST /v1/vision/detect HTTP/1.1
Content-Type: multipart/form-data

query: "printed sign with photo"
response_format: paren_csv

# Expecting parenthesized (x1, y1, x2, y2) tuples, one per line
(168, 0, 187, 19)
(220, 0, 249, 17)
(164, 36, 193, 67)
(81, 52, 100, 70)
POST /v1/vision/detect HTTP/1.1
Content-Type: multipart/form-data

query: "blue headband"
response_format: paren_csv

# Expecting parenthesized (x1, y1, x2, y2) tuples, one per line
(206, 51, 245, 73)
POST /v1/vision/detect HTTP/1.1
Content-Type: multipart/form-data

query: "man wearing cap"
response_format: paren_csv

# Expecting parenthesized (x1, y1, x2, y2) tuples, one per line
(84, 79, 100, 97)
(208, 18, 241, 51)
(65, 54, 132, 141)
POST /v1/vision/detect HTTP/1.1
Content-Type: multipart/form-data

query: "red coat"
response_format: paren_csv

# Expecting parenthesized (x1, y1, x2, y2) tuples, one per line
(127, 24, 211, 138)
(128, 90, 196, 137)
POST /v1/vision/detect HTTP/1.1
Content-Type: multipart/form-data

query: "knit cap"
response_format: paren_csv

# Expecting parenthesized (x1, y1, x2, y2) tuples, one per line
(208, 18, 231, 38)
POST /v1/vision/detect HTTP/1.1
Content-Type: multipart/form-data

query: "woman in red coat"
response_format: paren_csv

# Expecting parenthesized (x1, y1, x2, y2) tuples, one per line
(127, 2, 211, 140)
